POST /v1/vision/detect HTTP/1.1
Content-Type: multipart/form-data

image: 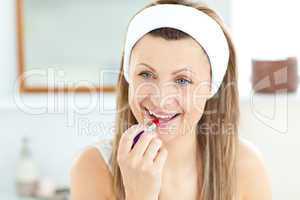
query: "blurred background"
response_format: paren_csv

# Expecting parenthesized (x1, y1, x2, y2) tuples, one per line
(0, 0, 299, 199)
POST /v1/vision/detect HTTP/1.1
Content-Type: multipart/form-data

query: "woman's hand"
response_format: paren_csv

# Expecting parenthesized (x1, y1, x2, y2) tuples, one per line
(117, 124, 168, 200)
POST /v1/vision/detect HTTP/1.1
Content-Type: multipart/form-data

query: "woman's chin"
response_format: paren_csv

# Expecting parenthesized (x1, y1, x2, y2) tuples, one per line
(155, 127, 179, 143)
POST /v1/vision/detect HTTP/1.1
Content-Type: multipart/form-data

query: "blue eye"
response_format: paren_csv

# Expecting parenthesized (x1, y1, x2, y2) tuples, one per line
(138, 71, 192, 86)
(175, 78, 192, 86)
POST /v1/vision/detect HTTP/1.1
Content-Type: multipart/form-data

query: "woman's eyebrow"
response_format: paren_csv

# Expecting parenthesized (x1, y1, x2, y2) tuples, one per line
(172, 68, 194, 75)
(136, 62, 194, 75)
(136, 62, 156, 72)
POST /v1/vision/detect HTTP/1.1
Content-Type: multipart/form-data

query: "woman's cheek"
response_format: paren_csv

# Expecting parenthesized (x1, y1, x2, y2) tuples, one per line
(128, 86, 142, 121)
(185, 88, 207, 124)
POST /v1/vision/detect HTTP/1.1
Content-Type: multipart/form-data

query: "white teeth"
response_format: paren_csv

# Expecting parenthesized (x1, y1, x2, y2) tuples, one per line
(148, 109, 177, 119)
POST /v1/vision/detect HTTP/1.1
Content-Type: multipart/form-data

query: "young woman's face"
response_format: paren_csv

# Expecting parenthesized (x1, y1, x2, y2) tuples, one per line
(128, 34, 211, 143)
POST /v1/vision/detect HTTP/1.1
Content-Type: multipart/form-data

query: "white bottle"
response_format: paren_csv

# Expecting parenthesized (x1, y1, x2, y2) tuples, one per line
(15, 137, 39, 197)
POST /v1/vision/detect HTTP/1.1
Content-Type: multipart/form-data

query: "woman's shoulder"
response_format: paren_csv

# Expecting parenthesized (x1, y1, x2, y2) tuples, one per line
(70, 138, 114, 200)
(72, 137, 113, 170)
(91, 138, 113, 171)
(236, 137, 272, 200)
(237, 137, 264, 164)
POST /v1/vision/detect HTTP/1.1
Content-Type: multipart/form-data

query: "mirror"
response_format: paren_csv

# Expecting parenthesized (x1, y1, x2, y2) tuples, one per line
(16, 0, 149, 93)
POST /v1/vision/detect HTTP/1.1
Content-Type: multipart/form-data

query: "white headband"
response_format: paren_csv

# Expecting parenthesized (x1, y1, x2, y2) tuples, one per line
(123, 4, 229, 98)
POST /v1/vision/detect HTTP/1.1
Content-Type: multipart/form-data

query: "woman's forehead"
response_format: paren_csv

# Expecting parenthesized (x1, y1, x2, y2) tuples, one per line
(130, 35, 210, 74)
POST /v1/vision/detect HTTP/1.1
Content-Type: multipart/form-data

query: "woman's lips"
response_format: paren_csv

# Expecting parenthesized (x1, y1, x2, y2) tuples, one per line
(143, 107, 181, 128)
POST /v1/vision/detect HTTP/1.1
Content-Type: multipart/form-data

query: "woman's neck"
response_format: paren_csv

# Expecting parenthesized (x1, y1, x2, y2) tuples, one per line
(163, 131, 199, 175)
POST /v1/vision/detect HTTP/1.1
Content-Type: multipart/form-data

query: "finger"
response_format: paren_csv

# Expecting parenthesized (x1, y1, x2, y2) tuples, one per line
(143, 138, 162, 163)
(153, 147, 168, 171)
(118, 124, 145, 155)
(130, 131, 157, 158)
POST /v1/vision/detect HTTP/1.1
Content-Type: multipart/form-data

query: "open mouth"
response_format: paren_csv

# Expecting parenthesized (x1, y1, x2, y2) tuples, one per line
(143, 107, 181, 125)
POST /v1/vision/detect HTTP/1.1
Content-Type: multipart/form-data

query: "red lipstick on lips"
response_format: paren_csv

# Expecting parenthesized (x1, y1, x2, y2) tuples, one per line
(131, 118, 160, 150)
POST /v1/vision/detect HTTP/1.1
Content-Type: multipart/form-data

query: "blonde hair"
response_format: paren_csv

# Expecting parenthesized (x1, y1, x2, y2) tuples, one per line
(111, 1, 239, 199)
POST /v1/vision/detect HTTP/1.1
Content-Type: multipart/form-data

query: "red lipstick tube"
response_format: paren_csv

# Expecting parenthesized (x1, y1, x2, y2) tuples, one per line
(131, 119, 160, 150)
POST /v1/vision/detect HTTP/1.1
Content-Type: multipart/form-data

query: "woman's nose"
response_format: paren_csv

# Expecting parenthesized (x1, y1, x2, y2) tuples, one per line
(150, 82, 178, 110)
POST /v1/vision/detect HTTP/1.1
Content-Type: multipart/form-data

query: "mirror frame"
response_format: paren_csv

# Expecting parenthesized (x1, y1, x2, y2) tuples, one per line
(16, 0, 116, 93)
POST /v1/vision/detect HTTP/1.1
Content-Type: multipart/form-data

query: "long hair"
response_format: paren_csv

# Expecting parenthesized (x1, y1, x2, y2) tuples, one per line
(110, 1, 239, 199)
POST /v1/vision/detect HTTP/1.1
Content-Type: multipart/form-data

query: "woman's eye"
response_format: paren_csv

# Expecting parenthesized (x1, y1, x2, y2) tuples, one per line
(138, 71, 154, 79)
(137, 72, 192, 85)
(175, 78, 192, 86)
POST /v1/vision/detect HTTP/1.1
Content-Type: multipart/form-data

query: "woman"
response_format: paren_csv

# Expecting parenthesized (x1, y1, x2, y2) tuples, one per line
(70, 1, 272, 199)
